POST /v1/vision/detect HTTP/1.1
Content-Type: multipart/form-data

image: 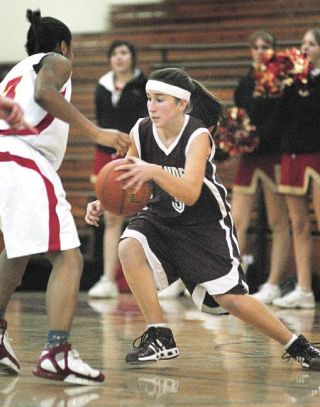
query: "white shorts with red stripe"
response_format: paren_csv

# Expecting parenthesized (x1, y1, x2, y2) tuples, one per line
(0, 137, 80, 259)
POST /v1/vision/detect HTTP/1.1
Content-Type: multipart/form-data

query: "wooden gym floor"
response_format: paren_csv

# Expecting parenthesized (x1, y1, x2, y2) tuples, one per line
(1, 292, 320, 406)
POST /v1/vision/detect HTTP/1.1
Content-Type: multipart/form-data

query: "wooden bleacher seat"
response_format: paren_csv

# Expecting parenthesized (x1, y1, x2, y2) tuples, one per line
(110, 0, 320, 28)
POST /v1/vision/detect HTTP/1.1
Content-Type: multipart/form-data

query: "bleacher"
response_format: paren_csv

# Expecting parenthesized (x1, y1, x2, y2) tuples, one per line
(1, 0, 320, 284)
(57, 0, 320, 284)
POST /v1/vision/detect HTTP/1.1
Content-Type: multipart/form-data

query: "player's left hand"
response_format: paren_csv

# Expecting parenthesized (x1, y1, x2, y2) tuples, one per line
(116, 157, 159, 192)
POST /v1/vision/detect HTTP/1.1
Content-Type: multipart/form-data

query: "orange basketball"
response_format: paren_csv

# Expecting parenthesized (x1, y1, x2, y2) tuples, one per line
(95, 158, 152, 216)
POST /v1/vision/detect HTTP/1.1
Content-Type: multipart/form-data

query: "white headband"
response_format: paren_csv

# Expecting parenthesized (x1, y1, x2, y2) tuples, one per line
(146, 80, 191, 102)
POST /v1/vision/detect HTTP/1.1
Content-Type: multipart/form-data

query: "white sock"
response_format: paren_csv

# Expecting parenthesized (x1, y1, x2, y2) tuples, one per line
(148, 323, 167, 329)
(283, 334, 298, 350)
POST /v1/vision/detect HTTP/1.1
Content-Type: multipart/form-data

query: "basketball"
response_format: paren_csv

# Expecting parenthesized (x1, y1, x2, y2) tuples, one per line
(95, 158, 152, 216)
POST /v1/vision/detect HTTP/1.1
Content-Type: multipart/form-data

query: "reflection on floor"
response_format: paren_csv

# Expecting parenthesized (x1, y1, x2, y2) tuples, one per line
(1, 292, 320, 406)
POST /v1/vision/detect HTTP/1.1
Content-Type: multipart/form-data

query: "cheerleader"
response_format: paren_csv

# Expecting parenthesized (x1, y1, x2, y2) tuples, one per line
(273, 29, 320, 309)
(232, 31, 290, 304)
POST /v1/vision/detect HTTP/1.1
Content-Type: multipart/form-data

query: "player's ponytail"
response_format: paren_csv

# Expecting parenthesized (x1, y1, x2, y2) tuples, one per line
(189, 79, 224, 133)
(25, 9, 72, 56)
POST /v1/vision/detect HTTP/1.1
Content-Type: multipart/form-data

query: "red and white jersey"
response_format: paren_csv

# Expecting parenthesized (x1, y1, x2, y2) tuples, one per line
(0, 53, 72, 170)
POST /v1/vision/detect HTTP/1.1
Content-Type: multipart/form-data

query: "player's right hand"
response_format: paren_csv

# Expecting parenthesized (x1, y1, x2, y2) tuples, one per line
(85, 200, 104, 227)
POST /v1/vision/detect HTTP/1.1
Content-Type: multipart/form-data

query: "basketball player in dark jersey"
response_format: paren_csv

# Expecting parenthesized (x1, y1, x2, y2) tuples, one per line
(86, 68, 320, 371)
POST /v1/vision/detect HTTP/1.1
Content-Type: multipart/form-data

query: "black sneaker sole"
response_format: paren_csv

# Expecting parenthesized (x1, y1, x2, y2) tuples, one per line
(126, 348, 180, 365)
(304, 360, 320, 371)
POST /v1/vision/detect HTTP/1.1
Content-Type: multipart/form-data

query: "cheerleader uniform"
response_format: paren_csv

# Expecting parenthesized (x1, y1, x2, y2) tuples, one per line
(279, 70, 320, 194)
(121, 115, 248, 312)
(233, 67, 283, 193)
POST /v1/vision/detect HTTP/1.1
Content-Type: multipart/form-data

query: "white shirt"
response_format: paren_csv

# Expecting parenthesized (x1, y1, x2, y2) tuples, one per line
(0, 53, 72, 170)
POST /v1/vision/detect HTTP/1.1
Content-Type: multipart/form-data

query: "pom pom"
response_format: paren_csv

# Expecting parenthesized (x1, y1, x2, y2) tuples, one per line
(254, 48, 311, 97)
(214, 107, 258, 157)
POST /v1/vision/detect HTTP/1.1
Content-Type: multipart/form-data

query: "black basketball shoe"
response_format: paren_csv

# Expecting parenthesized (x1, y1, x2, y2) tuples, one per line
(125, 327, 179, 365)
(283, 335, 320, 370)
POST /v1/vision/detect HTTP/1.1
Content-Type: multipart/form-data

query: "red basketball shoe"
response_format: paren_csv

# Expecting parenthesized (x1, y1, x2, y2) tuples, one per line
(32, 343, 105, 385)
(0, 320, 20, 374)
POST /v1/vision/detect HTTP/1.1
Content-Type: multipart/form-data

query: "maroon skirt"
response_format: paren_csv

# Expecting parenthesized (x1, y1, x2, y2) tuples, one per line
(233, 154, 281, 194)
(279, 153, 320, 195)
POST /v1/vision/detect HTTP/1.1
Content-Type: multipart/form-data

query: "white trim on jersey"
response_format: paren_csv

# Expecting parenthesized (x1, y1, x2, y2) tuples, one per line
(189, 172, 246, 309)
(152, 115, 189, 155)
(191, 214, 248, 310)
(184, 127, 211, 156)
(132, 118, 144, 158)
(203, 177, 230, 218)
(205, 163, 242, 272)
(207, 132, 216, 163)
(192, 259, 247, 310)
(229, 211, 241, 254)
(120, 229, 169, 290)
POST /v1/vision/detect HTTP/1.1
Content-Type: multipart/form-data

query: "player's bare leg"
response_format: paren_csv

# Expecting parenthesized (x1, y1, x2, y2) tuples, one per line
(119, 238, 179, 365)
(214, 293, 292, 344)
(119, 238, 164, 324)
(214, 293, 320, 370)
(33, 248, 104, 384)
(88, 212, 123, 298)
(0, 250, 29, 309)
(46, 248, 83, 331)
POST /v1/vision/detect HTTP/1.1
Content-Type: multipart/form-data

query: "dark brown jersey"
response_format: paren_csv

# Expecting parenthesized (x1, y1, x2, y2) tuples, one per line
(132, 115, 231, 224)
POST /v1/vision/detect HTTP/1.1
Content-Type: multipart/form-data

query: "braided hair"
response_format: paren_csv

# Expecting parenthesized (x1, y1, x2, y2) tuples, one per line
(25, 9, 72, 56)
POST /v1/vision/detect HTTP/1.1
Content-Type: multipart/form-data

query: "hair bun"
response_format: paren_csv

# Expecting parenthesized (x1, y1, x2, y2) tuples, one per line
(26, 9, 41, 25)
